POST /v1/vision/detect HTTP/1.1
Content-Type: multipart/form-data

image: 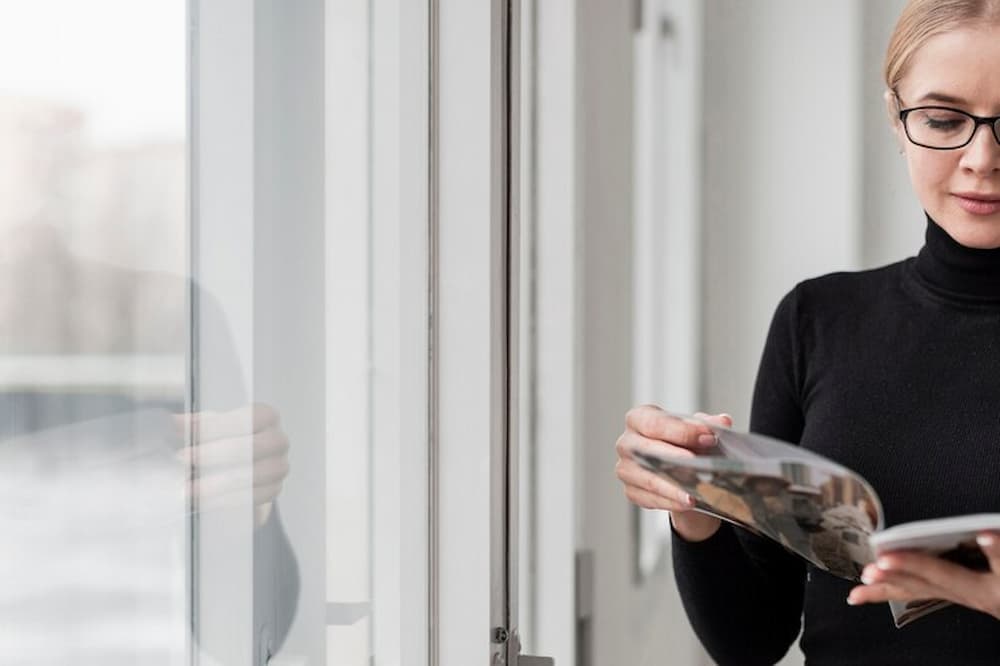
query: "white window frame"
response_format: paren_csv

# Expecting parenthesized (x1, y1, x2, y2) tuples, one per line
(528, 0, 581, 663)
(195, 0, 527, 663)
(368, 0, 432, 663)
(631, 0, 703, 578)
(330, 0, 432, 663)
(433, 0, 517, 662)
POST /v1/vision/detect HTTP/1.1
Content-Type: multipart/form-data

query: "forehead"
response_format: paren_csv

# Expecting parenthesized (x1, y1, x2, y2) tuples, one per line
(898, 25, 1000, 111)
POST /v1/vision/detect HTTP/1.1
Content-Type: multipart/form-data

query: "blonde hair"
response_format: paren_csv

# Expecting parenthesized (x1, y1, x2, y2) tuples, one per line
(884, 0, 1000, 91)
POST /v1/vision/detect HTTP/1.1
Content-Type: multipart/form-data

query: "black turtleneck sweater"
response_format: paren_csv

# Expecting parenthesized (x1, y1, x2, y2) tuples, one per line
(672, 218, 1000, 665)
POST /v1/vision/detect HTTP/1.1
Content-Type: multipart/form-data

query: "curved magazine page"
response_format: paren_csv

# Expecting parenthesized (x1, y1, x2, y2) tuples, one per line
(868, 514, 1000, 627)
(631, 414, 883, 580)
(869, 513, 1000, 556)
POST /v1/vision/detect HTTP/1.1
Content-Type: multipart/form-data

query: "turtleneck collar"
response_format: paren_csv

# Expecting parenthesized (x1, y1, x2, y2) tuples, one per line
(912, 215, 1000, 305)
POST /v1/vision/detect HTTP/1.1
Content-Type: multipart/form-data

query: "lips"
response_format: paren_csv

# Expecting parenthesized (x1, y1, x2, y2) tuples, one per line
(953, 193, 1000, 215)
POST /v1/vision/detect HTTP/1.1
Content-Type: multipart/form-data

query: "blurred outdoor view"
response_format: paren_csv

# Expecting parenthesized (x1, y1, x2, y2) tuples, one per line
(0, 0, 187, 356)
(0, 2, 190, 663)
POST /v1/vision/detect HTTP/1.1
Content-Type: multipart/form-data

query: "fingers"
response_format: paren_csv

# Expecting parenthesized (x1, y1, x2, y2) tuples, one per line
(616, 404, 732, 513)
(694, 411, 733, 428)
(188, 454, 290, 506)
(625, 405, 715, 449)
(616, 457, 694, 512)
(847, 569, 940, 606)
(255, 502, 275, 527)
(175, 402, 281, 442)
(177, 426, 290, 469)
(619, 430, 698, 461)
(980, 532, 1000, 574)
(189, 491, 280, 520)
(847, 550, 988, 613)
(848, 556, 947, 606)
(615, 428, 693, 463)
(623, 405, 733, 455)
(624, 484, 693, 512)
(176, 407, 291, 511)
(253, 484, 284, 507)
(877, 550, 982, 593)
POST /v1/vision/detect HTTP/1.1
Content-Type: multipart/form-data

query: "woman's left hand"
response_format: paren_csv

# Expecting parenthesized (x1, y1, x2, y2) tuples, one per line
(847, 532, 1000, 620)
(173, 403, 291, 527)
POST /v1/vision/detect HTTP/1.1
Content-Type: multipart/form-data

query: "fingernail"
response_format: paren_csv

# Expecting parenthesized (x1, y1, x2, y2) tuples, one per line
(686, 493, 697, 507)
(876, 557, 892, 571)
(977, 534, 996, 548)
(697, 434, 716, 446)
(846, 595, 858, 606)
(719, 413, 732, 421)
(861, 573, 873, 585)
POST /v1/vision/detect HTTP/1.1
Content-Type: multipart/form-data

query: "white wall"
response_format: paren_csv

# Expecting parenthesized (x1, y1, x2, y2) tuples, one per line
(531, 0, 581, 662)
(701, 0, 864, 432)
(577, 0, 639, 663)
(569, 1, 924, 665)
(860, 0, 925, 266)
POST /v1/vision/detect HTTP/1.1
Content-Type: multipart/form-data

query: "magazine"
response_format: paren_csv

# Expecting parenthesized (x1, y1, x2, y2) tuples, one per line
(630, 414, 1000, 628)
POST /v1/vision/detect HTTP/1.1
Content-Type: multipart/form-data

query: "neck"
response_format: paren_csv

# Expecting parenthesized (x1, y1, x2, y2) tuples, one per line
(913, 215, 1000, 304)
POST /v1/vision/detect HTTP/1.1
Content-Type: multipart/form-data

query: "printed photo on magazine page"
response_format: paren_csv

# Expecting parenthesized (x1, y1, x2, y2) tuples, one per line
(630, 414, 1000, 627)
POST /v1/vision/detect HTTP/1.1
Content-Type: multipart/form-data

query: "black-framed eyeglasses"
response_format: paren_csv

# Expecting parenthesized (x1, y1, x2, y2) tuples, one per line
(898, 105, 1000, 150)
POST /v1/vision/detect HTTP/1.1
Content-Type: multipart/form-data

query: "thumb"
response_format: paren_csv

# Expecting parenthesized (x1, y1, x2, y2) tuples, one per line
(979, 532, 1000, 574)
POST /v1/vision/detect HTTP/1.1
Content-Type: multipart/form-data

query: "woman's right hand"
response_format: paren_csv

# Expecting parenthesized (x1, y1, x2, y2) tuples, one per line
(614, 405, 733, 542)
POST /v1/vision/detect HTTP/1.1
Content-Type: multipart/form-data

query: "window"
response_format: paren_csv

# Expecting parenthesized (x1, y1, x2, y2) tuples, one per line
(0, 3, 189, 663)
(1, 2, 533, 664)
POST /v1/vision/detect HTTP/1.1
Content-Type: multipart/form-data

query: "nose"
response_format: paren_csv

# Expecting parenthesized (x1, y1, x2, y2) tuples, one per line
(959, 123, 1000, 175)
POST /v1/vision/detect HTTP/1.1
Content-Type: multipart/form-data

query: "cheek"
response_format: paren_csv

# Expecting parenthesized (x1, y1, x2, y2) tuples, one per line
(906, 151, 956, 201)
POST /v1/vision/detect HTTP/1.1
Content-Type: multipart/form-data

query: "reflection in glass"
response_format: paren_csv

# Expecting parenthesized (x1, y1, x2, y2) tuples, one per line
(0, 3, 297, 663)
(0, 2, 189, 661)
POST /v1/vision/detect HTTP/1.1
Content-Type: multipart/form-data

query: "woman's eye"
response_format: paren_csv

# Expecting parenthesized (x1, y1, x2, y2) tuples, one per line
(925, 118, 963, 130)
(920, 112, 967, 132)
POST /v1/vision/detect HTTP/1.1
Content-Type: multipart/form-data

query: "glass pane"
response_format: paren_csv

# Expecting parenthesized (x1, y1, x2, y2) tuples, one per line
(192, 1, 427, 664)
(0, 2, 189, 664)
(0, 3, 430, 664)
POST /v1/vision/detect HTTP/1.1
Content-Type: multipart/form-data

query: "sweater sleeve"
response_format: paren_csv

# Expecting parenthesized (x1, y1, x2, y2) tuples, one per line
(671, 287, 807, 665)
(192, 283, 301, 663)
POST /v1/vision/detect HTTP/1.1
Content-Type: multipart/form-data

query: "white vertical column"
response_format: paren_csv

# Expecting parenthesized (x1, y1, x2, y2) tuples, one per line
(631, 1, 710, 663)
(327, 0, 372, 663)
(859, 0, 923, 266)
(576, 0, 637, 663)
(369, 0, 431, 664)
(435, 0, 508, 662)
(516, 0, 536, 654)
(701, 0, 864, 429)
(532, 0, 580, 663)
(394, 0, 431, 660)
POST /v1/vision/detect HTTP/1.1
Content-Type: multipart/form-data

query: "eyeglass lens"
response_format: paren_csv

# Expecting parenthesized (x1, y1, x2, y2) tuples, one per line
(905, 108, 1000, 149)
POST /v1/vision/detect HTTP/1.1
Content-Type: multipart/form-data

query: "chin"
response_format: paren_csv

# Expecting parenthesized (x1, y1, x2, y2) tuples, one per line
(938, 213, 1000, 250)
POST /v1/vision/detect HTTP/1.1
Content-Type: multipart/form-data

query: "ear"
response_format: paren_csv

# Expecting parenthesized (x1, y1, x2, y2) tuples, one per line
(884, 90, 907, 153)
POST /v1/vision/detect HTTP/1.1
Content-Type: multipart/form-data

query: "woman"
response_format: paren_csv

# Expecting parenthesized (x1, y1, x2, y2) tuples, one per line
(615, 1, 1000, 664)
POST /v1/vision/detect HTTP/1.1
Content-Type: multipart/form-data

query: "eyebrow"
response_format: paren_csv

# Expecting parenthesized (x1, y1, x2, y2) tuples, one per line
(914, 91, 969, 105)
